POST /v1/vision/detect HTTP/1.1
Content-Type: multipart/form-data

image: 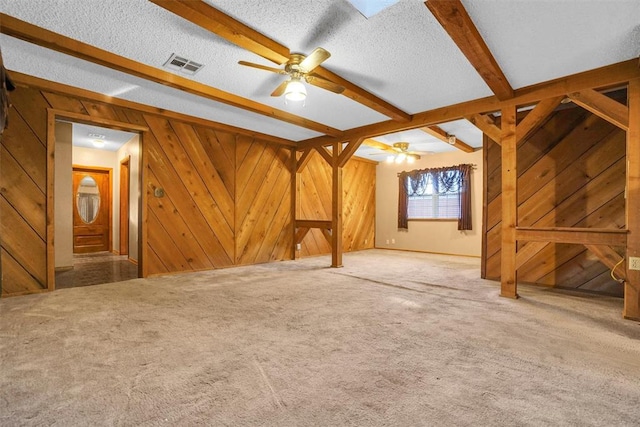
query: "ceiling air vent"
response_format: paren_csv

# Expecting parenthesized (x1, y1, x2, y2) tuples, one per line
(163, 53, 204, 75)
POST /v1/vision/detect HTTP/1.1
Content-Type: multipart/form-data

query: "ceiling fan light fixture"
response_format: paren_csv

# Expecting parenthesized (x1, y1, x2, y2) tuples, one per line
(395, 153, 407, 164)
(284, 78, 307, 104)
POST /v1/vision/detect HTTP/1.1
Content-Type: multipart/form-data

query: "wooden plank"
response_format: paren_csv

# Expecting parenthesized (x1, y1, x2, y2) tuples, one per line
(516, 96, 564, 145)
(172, 122, 234, 228)
(42, 91, 88, 114)
(568, 89, 629, 131)
(295, 227, 311, 244)
(584, 244, 626, 281)
(624, 78, 640, 320)
(338, 138, 365, 167)
(1, 15, 341, 136)
(193, 127, 236, 197)
(46, 110, 55, 290)
(146, 131, 233, 268)
(6, 86, 50, 143)
(1, 249, 44, 295)
(425, 0, 513, 100)
(146, 169, 214, 271)
(235, 147, 290, 265)
(148, 0, 291, 64)
(296, 219, 332, 229)
(3, 107, 47, 192)
(322, 228, 333, 246)
(515, 241, 549, 270)
(0, 197, 46, 286)
(466, 114, 502, 144)
(15, 71, 295, 147)
(516, 227, 627, 246)
(145, 115, 235, 260)
(315, 146, 334, 166)
(500, 105, 517, 298)
(296, 148, 314, 173)
(420, 126, 474, 153)
(331, 143, 343, 267)
(49, 109, 149, 133)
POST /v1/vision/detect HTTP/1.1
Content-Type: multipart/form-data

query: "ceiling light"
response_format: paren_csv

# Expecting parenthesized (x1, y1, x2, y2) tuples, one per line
(92, 139, 105, 148)
(284, 78, 307, 104)
(447, 135, 457, 145)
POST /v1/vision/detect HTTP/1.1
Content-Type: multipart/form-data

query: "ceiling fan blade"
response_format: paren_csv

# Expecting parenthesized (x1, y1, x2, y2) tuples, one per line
(306, 75, 345, 94)
(299, 47, 331, 72)
(238, 61, 287, 75)
(362, 139, 399, 154)
(271, 80, 289, 97)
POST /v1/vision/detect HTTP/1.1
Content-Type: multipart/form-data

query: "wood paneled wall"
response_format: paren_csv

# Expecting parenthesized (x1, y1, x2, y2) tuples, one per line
(483, 105, 626, 296)
(297, 153, 375, 257)
(0, 82, 294, 296)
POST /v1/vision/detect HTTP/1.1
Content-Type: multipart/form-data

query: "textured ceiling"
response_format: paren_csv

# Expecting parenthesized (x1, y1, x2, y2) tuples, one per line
(1, 0, 639, 159)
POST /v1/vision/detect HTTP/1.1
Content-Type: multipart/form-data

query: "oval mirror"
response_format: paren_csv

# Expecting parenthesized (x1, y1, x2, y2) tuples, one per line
(76, 176, 100, 224)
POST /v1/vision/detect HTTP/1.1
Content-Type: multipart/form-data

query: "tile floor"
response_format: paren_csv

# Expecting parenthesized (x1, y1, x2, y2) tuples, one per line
(55, 252, 139, 289)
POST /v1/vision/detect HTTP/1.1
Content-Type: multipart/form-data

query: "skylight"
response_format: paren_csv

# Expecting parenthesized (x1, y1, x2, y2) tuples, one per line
(346, 0, 400, 18)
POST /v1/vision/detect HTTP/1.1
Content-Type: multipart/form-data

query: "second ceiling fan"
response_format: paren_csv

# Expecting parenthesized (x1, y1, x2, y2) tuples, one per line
(239, 47, 345, 101)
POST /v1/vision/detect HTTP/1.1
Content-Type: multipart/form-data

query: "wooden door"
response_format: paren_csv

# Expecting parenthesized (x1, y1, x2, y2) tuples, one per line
(73, 167, 111, 253)
(119, 157, 130, 256)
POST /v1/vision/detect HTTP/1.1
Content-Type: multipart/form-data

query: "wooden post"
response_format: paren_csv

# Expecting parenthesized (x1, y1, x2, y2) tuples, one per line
(500, 105, 518, 298)
(331, 142, 343, 267)
(624, 78, 640, 320)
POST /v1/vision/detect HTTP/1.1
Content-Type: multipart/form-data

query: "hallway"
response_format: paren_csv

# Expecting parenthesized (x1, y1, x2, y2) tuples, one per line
(55, 252, 138, 289)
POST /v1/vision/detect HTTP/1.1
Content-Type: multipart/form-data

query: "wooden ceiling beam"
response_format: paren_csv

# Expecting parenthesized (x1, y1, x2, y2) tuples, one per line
(516, 96, 564, 145)
(420, 125, 474, 153)
(311, 67, 411, 122)
(567, 89, 629, 131)
(150, 0, 410, 122)
(425, 0, 514, 100)
(297, 58, 640, 150)
(1, 13, 342, 137)
(465, 114, 501, 144)
(149, 0, 291, 64)
(338, 138, 365, 167)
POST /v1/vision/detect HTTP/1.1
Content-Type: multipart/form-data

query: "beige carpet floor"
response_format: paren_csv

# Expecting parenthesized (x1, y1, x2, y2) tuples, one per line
(1, 249, 639, 426)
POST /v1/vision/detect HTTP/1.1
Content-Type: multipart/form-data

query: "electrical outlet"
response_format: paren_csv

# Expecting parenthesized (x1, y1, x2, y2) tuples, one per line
(386, 239, 390, 244)
(391, 238, 395, 244)
(296, 243, 301, 251)
(630, 257, 640, 271)
(364, 239, 368, 245)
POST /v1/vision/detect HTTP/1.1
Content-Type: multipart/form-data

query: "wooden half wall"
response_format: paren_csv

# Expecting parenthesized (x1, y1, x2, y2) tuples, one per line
(483, 104, 626, 296)
(297, 153, 376, 257)
(0, 78, 295, 296)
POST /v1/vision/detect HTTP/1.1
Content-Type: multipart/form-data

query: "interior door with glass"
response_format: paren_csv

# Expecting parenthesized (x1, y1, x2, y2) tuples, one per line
(72, 167, 111, 253)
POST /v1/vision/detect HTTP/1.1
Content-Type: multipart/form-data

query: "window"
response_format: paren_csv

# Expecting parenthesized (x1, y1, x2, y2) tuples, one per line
(398, 164, 473, 230)
(406, 177, 460, 219)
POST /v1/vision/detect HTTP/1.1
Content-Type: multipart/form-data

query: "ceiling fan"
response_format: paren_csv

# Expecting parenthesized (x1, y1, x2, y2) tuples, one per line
(364, 140, 430, 163)
(239, 47, 345, 102)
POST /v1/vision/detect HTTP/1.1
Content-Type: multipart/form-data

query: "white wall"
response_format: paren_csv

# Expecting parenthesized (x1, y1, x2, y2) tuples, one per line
(54, 122, 74, 268)
(116, 135, 140, 262)
(375, 149, 483, 257)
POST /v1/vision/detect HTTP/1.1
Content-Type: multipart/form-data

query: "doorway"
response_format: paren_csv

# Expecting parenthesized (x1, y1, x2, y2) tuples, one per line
(53, 119, 143, 289)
